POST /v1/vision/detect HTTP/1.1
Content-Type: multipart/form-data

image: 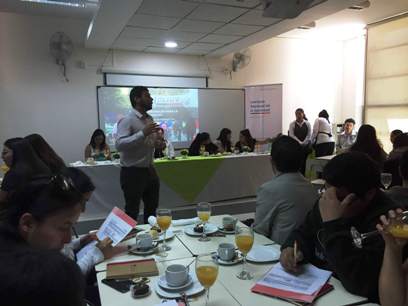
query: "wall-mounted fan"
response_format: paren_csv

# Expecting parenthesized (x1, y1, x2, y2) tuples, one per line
(49, 31, 74, 82)
(232, 49, 251, 72)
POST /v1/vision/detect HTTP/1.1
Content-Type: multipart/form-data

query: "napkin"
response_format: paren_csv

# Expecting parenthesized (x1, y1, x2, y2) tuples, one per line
(148, 216, 199, 227)
(70, 161, 85, 167)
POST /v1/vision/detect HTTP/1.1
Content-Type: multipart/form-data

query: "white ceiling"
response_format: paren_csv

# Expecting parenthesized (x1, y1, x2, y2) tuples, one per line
(279, 0, 408, 41)
(1, 0, 408, 57)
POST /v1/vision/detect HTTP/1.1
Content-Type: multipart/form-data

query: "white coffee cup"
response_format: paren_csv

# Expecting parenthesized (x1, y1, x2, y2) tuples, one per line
(218, 243, 236, 261)
(222, 216, 237, 231)
(135, 233, 153, 250)
(165, 264, 189, 287)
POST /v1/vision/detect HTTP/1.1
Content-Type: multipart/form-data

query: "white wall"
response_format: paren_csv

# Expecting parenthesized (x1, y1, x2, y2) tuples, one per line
(0, 11, 365, 163)
(340, 35, 366, 128)
(0, 12, 228, 162)
(218, 35, 366, 133)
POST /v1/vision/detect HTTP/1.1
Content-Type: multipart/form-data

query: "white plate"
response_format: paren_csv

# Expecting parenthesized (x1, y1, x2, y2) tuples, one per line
(157, 274, 193, 291)
(152, 229, 175, 242)
(211, 252, 243, 265)
(184, 224, 218, 237)
(246, 245, 280, 263)
(154, 274, 204, 298)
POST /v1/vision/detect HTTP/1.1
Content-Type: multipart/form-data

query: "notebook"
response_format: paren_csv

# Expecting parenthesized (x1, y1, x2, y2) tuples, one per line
(251, 263, 333, 305)
(106, 258, 159, 279)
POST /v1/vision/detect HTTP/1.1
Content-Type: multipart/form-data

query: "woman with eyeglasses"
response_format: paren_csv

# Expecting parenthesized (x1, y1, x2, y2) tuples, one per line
(0, 139, 51, 204)
(61, 167, 127, 276)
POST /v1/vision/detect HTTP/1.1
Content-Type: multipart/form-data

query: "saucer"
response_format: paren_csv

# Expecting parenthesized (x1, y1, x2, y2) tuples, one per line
(129, 242, 159, 255)
(155, 275, 204, 298)
(157, 274, 193, 291)
(184, 223, 218, 237)
(211, 252, 243, 265)
(218, 226, 236, 234)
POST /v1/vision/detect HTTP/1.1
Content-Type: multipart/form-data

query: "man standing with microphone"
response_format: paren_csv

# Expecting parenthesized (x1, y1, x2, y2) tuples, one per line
(115, 86, 160, 223)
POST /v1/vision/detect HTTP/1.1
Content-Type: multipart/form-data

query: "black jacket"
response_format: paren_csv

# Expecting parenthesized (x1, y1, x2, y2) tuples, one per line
(281, 191, 402, 303)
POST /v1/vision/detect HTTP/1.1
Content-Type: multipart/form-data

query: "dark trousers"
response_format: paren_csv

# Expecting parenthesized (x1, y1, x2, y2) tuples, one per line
(315, 142, 335, 157)
(120, 166, 160, 224)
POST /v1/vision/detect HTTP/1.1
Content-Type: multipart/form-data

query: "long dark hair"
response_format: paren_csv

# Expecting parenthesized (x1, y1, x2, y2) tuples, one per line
(295, 108, 308, 121)
(216, 128, 232, 152)
(90, 129, 107, 151)
(239, 129, 256, 150)
(4, 138, 23, 148)
(318, 110, 330, 123)
(8, 139, 51, 182)
(25, 134, 65, 173)
(188, 133, 210, 156)
(350, 125, 385, 166)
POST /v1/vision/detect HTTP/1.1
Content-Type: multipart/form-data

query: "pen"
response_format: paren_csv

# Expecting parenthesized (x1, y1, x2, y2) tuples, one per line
(294, 240, 298, 264)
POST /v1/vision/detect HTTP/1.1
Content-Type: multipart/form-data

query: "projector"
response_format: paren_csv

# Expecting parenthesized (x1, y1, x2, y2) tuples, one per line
(262, 0, 321, 19)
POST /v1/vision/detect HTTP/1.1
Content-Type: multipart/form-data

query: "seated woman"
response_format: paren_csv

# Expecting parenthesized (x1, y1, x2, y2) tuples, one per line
(25, 133, 66, 173)
(188, 132, 218, 156)
(0, 174, 126, 306)
(350, 124, 387, 170)
(384, 133, 408, 187)
(154, 128, 174, 159)
(235, 129, 271, 153)
(0, 139, 50, 204)
(84, 129, 111, 161)
(1, 137, 22, 171)
(62, 167, 126, 275)
(215, 128, 232, 153)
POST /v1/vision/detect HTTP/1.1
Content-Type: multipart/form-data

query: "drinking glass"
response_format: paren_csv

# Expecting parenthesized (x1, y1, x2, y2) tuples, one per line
(156, 208, 172, 256)
(196, 254, 218, 306)
(381, 173, 392, 190)
(235, 225, 254, 280)
(351, 210, 408, 248)
(103, 149, 110, 160)
(197, 202, 211, 242)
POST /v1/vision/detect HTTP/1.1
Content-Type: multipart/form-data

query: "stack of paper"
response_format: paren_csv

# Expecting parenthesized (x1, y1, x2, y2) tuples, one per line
(97, 207, 137, 246)
(251, 263, 333, 305)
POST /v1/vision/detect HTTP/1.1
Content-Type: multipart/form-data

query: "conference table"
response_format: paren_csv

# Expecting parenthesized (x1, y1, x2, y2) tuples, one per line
(71, 153, 273, 221)
(96, 215, 370, 306)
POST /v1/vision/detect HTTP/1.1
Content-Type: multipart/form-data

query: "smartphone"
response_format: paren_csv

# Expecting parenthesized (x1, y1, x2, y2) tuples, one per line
(101, 278, 133, 293)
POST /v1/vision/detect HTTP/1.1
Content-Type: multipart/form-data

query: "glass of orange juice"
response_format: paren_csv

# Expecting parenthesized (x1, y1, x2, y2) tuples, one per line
(235, 225, 254, 280)
(157, 208, 172, 257)
(197, 202, 211, 242)
(196, 254, 218, 306)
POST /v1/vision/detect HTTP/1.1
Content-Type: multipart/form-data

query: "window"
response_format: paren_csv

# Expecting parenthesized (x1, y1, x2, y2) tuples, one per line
(365, 14, 408, 152)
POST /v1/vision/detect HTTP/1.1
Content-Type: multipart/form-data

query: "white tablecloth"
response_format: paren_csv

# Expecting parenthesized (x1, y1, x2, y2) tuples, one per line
(72, 154, 273, 221)
(96, 215, 367, 306)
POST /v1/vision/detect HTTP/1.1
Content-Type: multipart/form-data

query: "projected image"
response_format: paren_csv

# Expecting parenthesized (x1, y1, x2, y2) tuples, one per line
(98, 87, 199, 148)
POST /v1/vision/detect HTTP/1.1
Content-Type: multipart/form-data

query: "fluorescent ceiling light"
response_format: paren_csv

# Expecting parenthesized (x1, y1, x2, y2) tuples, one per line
(20, 0, 86, 8)
(164, 41, 178, 48)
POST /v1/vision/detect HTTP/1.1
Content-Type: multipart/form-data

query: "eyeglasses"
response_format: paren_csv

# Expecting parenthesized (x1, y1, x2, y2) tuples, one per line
(50, 174, 77, 192)
(27, 174, 78, 194)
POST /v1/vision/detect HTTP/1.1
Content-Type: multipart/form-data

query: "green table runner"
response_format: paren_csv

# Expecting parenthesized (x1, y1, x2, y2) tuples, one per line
(154, 156, 225, 202)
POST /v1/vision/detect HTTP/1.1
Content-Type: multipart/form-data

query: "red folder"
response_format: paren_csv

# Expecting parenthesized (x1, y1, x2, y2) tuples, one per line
(251, 282, 334, 305)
